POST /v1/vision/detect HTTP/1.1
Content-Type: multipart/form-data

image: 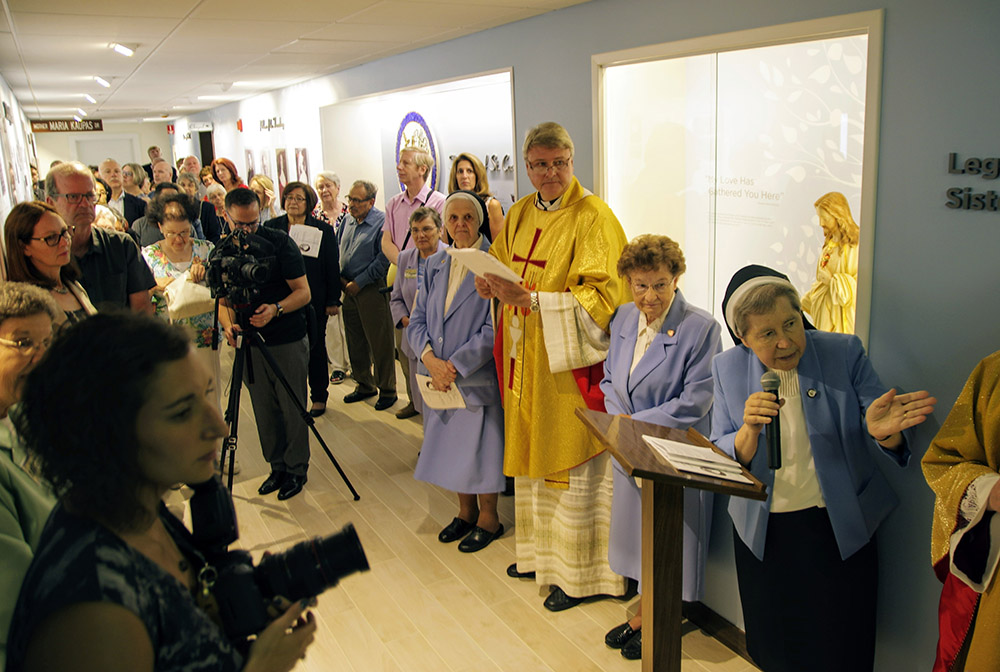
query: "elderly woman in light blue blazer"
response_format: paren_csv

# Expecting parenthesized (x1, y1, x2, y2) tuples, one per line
(710, 265, 936, 672)
(599, 235, 722, 660)
(408, 191, 505, 554)
(390, 206, 447, 419)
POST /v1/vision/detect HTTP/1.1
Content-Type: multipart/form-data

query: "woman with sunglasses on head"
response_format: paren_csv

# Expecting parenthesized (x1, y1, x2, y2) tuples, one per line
(3, 202, 97, 326)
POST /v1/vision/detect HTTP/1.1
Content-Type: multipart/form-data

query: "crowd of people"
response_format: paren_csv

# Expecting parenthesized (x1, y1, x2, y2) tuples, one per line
(0, 123, 992, 672)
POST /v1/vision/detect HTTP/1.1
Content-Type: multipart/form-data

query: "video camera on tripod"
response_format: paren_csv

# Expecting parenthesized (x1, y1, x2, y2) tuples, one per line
(205, 229, 277, 311)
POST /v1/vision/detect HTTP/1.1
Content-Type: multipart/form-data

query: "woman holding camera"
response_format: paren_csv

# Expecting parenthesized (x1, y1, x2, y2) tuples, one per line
(6, 313, 316, 672)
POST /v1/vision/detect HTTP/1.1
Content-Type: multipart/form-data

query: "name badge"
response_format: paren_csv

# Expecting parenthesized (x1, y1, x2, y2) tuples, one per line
(404, 268, 418, 279)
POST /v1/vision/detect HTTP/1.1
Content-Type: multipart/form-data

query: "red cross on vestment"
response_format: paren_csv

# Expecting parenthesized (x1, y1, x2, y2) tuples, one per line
(505, 227, 548, 389)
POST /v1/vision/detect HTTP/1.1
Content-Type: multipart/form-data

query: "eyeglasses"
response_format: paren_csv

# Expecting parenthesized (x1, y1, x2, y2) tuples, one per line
(630, 280, 675, 296)
(230, 219, 259, 230)
(285, 195, 307, 204)
(163, 231, 191, 239)
(53, 192, 97, 205)
(526, 157, 571, 174)
(0, 335, 51, 356)
(348, 196, 373, 204)
(409, 225, 439, 236)
(27, 228, 72, 247)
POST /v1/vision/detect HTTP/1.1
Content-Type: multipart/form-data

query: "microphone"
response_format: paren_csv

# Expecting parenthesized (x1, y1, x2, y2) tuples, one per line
(760, 371, 781, 470)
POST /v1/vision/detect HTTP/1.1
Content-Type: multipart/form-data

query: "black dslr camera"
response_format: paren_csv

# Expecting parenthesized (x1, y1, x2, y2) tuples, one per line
(189, 477, 370, 640)
(205, 229, 277, 310)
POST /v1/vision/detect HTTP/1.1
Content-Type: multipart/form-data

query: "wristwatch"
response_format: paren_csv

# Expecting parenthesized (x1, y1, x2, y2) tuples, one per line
(529, 291, 540, 313)
(274, 302, 284, 317)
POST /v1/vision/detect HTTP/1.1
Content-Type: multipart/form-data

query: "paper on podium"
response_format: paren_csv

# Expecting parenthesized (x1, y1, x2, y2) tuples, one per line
(642, 435, 752, 484)
(446, 247, 522, 284)
(416, 374, 467, 410)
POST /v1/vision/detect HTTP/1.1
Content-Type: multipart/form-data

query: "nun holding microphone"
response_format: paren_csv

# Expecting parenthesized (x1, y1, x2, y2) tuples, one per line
(709, 265, 935, 672)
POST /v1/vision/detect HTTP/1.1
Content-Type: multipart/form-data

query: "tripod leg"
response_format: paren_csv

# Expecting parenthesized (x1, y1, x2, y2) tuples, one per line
(246, 331, 361, 501)
(220, 336, 249, 492)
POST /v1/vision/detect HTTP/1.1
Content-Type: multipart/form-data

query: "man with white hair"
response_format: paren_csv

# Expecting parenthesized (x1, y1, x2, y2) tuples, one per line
(99, 158, 146, 225)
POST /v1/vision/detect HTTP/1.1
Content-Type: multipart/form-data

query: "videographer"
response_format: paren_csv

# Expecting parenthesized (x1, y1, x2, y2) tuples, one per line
(6, 313, 317, 672)
(217, 187, 312, 501)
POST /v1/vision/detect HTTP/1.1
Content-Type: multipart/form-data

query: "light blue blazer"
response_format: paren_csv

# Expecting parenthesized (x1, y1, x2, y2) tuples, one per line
(600, 291, 721, 435)
(390, 242, 447, 360)
(407, 236, 499, 408)
(710, 330, 911, 561)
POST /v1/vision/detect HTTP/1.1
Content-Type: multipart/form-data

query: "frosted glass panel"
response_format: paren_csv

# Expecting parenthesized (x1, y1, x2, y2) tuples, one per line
(603, 34, 868, 340)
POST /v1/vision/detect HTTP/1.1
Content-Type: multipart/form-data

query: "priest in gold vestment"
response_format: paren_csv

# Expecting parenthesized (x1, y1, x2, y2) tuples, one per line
(476, 122, 629, 611)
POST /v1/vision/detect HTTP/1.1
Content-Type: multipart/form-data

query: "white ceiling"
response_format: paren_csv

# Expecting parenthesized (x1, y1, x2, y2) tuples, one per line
(0, 0, 589, 121)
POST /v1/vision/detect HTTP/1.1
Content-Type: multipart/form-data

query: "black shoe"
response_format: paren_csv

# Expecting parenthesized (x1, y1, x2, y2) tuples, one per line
(374, 394, 398, 411)
(605, 622, 638, 649)
(458, 524, 504, 553)
(258, 471, 286, 496)
(620, 629, 642, 660)
(330, 370, 346, 385)
(277, 474, 307, 500)
(343, 388, 377, 403)
(506, 563, 536, 579)
(543, 586, 584, 612)
(438, 517, 475, 543)
(309, 403, 326, 417)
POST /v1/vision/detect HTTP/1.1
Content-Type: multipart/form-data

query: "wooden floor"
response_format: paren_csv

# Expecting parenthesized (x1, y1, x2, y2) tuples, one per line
(170, 345, 759, 672)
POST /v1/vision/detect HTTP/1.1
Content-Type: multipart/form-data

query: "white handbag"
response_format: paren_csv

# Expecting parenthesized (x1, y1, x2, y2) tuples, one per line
(163, 270, 215, 321)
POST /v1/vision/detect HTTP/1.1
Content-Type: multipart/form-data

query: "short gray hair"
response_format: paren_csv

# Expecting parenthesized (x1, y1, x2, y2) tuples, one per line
(315, 171, 340, 189)
(730, 281, 801, 339)
(45, 161, 93, 197)
(351, 180, 377, 200)
(0, 282, 60, 325)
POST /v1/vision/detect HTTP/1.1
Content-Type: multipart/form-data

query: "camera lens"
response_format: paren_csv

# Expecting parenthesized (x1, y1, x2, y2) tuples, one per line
(255, 523, 369, 602)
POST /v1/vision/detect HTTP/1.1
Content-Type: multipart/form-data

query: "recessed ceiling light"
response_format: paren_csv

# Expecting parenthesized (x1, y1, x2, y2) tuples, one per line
(110, 43, 135, 57)
(83, 93, 96, 104)
(73, 115, 82, 122)
(95, 76, 111, 88)
(76, 108, 88, 117)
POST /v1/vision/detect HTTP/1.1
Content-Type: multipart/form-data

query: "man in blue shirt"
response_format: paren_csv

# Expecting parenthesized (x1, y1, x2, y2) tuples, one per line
(337, 180, 397, 410)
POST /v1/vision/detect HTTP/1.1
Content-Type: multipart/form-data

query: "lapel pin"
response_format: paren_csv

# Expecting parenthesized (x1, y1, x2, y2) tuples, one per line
(807, 388, 818, 398)
(667, 329, 675, 337)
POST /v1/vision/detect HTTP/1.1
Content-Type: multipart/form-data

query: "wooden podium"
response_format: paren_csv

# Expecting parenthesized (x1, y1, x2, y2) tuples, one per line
(576, 408, 767, 672)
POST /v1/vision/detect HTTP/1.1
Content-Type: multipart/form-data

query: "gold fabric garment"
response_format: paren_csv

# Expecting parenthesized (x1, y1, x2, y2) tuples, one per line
(490, 177, 628, 482)
(922, 350, 1000, 668)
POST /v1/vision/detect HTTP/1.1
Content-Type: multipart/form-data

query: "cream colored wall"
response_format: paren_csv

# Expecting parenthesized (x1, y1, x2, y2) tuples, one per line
(34, 121, 172, 176)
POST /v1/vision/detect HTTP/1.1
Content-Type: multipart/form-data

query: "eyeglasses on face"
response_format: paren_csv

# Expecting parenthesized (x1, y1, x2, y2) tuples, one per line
(409, 225, 438, 236)
(163, 231, 192, 239)
(630, 280, 674, 296)
(285, 195, 307, 204)
(0, 335, 51, 356)
(28, 228, 73, 247)
(526, 157, 571, 174)
(54, 192, 97, 205)
(348, 196, 373, 204)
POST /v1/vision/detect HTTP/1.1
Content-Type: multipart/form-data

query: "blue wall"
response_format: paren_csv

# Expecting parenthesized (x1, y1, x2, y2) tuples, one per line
(186, 0, 1000, 667)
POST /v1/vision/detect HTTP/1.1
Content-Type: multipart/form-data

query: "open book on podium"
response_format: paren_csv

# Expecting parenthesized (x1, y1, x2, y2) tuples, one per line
(575, 408, 767, 672)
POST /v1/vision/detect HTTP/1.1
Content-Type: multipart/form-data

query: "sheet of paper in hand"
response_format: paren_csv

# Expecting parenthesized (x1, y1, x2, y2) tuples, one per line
(416, 374, 467, 410)
(289, 224, 322, 258)
(446, 247, 522, 284)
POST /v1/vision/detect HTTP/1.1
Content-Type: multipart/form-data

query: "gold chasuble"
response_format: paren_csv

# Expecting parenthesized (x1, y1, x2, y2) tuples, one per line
(923, 351, 1000, 670)
(490, 177, 628, 485)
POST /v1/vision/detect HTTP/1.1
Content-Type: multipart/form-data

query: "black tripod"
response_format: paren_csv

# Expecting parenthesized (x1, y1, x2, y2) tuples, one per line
(218, 311, 360, 501)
